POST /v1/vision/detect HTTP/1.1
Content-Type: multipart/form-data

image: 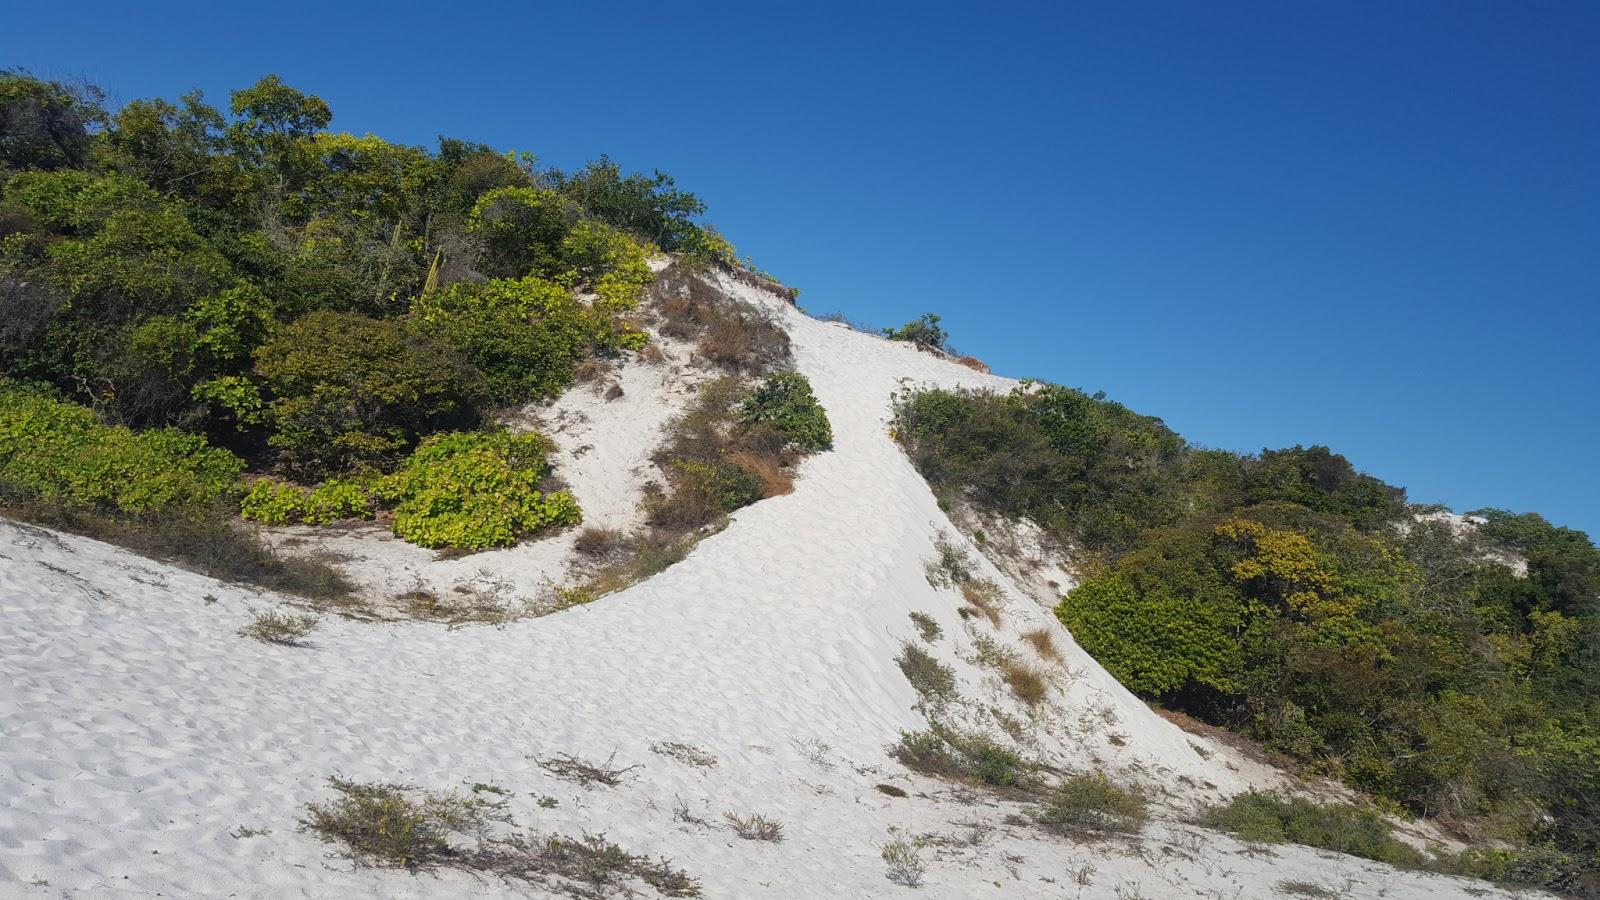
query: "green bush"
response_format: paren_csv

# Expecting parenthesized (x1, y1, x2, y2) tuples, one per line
(883, 313, 950, 353)
(739, 371, 832, 451)
(239, 477, 373, 526)
(1202, 792, 1422, 867)
(1037, 773, 1148, 833)
(410, 276, 641, 405)
(255, 310, 484, 475)
(378, 430, 581, 549)
(0, 381, 241, 514)
(892, 726, 1028, 788)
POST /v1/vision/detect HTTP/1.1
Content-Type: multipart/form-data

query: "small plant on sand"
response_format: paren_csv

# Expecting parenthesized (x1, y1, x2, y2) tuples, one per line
(923, 534, 975, 588)
(959, 579, 1004, 626)
(908, 611, 942, 642)
(892, 726, 1030, 789)
(537, 752, 641, 788)
(896, 642, 957, 704)
(1000, 658, 1049, 705)
(1036, 773, 1148, 834)
(1276, 881, 1339, 898)
(303, 778, 700, 895)
(238, 608, 318, 645)
(723, 811, 784, 842)
(302, 777, 502, 869)
(1020, 627, 1061, 661)
(1201, 792, 1421, 867)
(650, 742, 718, 769)
(881, 838, 927, 887)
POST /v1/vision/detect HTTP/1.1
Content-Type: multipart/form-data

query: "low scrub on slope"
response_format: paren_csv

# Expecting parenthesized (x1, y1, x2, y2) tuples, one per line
(893, 382, 1600, 895)
(0, 69, 761, 568)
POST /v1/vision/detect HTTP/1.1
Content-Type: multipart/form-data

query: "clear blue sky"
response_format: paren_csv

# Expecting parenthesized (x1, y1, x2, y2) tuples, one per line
(7, 1, 1597, 536)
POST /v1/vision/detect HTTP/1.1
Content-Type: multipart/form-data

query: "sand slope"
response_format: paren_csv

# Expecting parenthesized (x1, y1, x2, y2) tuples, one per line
(0, 273, 1529, 898)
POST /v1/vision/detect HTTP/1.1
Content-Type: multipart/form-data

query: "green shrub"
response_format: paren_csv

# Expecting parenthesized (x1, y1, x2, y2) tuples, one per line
(302, 478, 373, 524)
(892, 726, 1028, 788)
(378, 430, 580, 549)
(0, 381, 242, 514)
(896, 642, 957, 703)
(255, 310, 484, 475)
(646, 459, 763, 532)
(410, 276, 640, 405)
(1036, 774, 1148, 833)
(883, 313, 950, 353)
(239, 479, 307, 525)
(739, 371, 832, 452)
(1202, 792, 1422, 867)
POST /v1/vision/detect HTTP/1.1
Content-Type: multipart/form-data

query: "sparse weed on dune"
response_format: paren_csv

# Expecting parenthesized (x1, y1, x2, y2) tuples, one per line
(723, 811, 784, 842)
(238, 608, 318, 645)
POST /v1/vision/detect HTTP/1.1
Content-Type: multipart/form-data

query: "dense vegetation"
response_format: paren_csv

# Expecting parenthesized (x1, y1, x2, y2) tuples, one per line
(893, 383, 1600, 894)
(0, 70, 737, 553)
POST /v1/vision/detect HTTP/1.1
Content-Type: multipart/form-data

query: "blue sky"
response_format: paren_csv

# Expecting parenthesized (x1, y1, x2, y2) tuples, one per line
(7, 1, 1597, 535)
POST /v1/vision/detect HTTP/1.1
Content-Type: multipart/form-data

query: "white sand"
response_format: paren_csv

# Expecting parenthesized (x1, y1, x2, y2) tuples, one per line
(0, 272, 1530, 898)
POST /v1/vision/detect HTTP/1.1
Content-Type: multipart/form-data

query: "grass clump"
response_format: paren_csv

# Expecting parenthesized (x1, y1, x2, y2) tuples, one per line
(649, 266, 790, 375)
(479, 832, 702, 897)
(908, 610, 942, 642)
(723, 811, 784, 842)
(1202, 792, 1421, 867)
(1020, 627, 1061, 661)
(892, 726, 1031, 789)
(1000, 658, 1049, 705)
(881, 838, 927, 887)
(303, 778, 700, 895)
(302, 777, 501, 870)
(537, 752, 640, 788)
(650, 741, 718, 769)
(1036, 773, 1148, 834)
(238, 608, 319, 645)
(896, 642, 957, 704)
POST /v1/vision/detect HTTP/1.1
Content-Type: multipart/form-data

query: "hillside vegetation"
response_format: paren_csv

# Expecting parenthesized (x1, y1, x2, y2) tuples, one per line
(893, 381, 1599, 894)
(0, 70, 739, 554)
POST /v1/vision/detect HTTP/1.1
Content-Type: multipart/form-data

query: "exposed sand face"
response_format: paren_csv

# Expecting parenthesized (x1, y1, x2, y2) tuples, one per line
(0, 273, 1536, 898)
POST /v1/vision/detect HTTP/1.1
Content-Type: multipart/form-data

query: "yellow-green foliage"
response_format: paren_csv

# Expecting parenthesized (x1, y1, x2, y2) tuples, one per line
(411, 276, 645, 404)
(378, 430, 581, 549)
(239, 477, 374, 526)
(0, 381, 242, 514)
(559, 219, 654, 311)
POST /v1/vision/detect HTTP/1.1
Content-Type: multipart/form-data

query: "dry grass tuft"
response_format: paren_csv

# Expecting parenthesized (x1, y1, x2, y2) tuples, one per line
(960, 580, 1003, 626)
(650, 742, 718, 769)
(239, 608, 318, 645)
(574, 526, 630, 559)
(649, 266, 790, 375)
(1021, 627, 1062, 662)
(537, 752, 641, 788)
(1001, 658, 1049, 705)
(881, 838, 927, 887)
(956, 355, 990, 373)
(724, 450, 794, 498)
(303, 778, 701, 895)
(302, 777, 500, 870)
(722, 812, 784, 842)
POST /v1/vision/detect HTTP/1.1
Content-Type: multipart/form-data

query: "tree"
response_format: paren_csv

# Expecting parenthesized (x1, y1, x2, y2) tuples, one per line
(883, 313, 951, 353)
(550, 156, 706, 250)
(0, 71, 104, 171)
(254, 311, 483, 475)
